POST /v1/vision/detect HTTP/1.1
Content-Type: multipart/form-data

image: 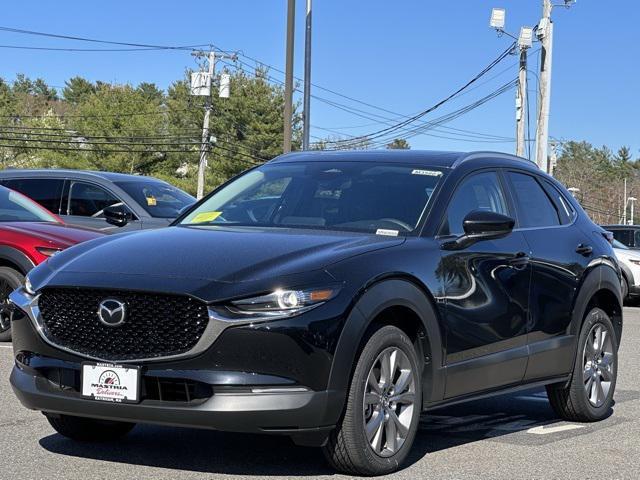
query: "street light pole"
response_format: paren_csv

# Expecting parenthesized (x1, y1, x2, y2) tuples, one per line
(302, 0, 313, 150)
(283, 0, 296, 153)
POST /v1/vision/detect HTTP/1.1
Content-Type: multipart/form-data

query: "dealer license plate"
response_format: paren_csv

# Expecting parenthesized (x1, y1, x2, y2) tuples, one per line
(81, 363, 140, 403)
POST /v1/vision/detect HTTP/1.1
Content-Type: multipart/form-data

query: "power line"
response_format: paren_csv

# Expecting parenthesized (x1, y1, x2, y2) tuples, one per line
(0, 43, 210, 52)
(315, 43, 516, 148)
(0, 26, 204, 51)
(222, 59, 518, 146)
(365, 79, 519, 149)
(0, 107, 198, 119)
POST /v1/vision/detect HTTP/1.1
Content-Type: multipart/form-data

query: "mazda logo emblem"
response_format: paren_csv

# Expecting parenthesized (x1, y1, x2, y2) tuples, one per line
(97, 299, 127, 327)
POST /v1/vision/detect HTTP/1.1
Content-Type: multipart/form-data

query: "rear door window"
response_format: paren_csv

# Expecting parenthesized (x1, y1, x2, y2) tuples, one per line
(1, 178, 64, 214)
(507, 172, 560, 228)
(611, 229, 632, 247)
(67, 182, 121, 217)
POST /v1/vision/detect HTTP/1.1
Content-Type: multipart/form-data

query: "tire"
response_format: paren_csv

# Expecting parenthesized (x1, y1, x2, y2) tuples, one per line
(0, 266, 24, 342)
(546, 307, 618, 422)
(46, 414, 136, 441)
(322, 326, 422, 476)
(621, 276, 629, 303)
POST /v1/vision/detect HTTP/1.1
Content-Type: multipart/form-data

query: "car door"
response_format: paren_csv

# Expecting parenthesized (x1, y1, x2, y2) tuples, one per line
(0, 178, 65, 215)
(63, 181, 141, 231)
(504, 171, 591, 380)
(438, 170, 531, 398)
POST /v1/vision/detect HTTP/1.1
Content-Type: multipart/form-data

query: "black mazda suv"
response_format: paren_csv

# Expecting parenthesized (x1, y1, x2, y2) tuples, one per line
(9, 150, 622, 476)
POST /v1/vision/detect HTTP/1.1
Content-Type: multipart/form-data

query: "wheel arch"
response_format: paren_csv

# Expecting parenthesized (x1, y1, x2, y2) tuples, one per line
(0, 246, 35, 275)
(570, 262, 623, 349)
(325, 276, 445, 425)
(618, 261, 633, 297)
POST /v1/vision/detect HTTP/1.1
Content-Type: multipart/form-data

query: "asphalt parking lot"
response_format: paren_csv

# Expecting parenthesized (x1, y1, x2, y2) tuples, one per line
(1, 310, 639, 480)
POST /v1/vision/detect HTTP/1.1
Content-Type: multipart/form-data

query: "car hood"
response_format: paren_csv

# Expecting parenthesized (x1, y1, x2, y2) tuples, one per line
(614, 247, 640, 263)
(35, 226, 404, 299)
(1, 221, 104, 247)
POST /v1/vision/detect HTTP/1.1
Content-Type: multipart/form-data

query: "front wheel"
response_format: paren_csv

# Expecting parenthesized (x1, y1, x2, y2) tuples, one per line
(546, 307, 618, 422)
(0, 267, 24, 342)
(323, 325, 422, 476)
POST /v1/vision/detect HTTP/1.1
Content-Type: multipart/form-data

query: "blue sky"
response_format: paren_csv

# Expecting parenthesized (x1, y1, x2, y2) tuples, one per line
(0, 1, 637, 157)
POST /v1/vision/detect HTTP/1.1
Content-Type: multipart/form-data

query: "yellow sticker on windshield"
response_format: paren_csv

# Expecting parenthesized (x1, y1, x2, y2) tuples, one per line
(190, 211, 222, 223)
(146, 196, 157, 206)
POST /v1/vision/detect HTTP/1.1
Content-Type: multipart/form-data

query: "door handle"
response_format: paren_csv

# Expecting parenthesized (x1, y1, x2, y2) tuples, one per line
(509, 251, 530, 269)
(576, 244, 593, 256)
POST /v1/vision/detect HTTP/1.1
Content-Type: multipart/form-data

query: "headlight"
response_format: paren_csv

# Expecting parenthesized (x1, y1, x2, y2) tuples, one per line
(35, 246, 63, 257)
(212, 286, 340, 321)
(24, 276, 36, 296)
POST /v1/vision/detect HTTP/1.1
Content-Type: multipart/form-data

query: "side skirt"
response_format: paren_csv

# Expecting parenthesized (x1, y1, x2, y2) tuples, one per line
(423, 375, 571, 412)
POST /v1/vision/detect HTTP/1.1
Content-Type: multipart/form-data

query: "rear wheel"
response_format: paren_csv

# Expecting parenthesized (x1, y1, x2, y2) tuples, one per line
(323, 326, 421, 476)
(546, 307, 618, 422)
(0, 267, 24, 342)
(46, 414, 136, 441)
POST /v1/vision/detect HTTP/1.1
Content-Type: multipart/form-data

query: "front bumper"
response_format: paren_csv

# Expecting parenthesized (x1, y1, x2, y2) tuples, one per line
(10, 355, 335, 445)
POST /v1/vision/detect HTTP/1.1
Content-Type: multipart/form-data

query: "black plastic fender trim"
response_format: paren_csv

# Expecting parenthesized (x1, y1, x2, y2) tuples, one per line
(325, 279, 445, 425)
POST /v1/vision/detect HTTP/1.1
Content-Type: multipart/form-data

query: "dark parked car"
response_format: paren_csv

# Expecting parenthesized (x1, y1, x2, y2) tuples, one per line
(602, 224, 640, 250)
(9, 151, 622, 475)
(0, 185, 104, 341)
(0, 169, 195, 232)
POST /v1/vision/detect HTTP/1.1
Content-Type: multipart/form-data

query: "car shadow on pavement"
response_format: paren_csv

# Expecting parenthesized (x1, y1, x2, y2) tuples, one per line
(38, 388, 604, 476)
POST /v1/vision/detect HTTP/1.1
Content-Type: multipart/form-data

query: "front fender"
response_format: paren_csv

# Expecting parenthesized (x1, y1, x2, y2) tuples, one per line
(324, 279, 445, 424)
(0, 245, 35, 274)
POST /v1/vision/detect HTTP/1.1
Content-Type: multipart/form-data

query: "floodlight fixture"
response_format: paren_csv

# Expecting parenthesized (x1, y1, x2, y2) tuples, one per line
(490, 8, 506, 30)
(518, 27, 534, 49)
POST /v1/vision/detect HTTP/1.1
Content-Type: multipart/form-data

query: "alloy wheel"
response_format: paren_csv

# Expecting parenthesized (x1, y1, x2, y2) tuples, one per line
(0, 279, 12, 333)
(363, 347, 416, 457)
(583, 323, 615, 408)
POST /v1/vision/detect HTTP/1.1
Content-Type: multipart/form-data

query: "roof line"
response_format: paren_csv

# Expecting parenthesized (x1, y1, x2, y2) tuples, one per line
(451, 151, 538, 169)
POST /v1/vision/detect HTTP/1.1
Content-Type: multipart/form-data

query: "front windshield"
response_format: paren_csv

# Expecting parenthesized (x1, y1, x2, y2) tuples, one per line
(115, 181, 195, 219)
(180, 162, 444, 234)
(0, 187, 60, 223)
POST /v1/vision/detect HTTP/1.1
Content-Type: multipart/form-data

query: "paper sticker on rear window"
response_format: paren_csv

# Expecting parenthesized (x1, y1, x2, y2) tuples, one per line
(190, 211, 222, 223)
(411, 169, 442, 177)
(146, 196, 157, 206)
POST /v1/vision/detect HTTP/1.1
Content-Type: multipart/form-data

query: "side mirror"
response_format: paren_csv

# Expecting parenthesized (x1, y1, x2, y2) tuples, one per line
(442, 210, 515, 250)
(103, 205, 133, 227)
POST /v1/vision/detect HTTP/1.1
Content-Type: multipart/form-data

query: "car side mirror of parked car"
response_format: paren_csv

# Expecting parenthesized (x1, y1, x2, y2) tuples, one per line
(442, 210, 515, 250)
(103, 205, 133, 227)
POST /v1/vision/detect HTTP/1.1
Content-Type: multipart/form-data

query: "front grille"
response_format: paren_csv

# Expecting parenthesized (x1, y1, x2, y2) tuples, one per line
(144, 376, 213, 402)
(38, 288, 210, 361)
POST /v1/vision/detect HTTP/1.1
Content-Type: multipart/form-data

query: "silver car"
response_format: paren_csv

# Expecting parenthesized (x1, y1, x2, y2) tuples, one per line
(613, 239, 640, 301)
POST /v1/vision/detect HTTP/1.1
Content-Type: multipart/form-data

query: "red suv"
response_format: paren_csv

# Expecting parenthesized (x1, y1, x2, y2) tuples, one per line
(0, 185, 103, 340)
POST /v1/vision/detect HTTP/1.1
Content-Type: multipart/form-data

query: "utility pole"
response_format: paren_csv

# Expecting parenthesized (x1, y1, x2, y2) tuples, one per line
(283, 0, 296, 153)
(302, 0, 313, 150)
(548, 139, 559, 175)
(516, 27, 532, 157)
(623, 178, 628, 225)
(489, 9, 531, 159)
(535, 0, 554, 172)
(197, 51, 215, 200)
(516, 49, 527, 157)
(191, 50, 234, 199)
